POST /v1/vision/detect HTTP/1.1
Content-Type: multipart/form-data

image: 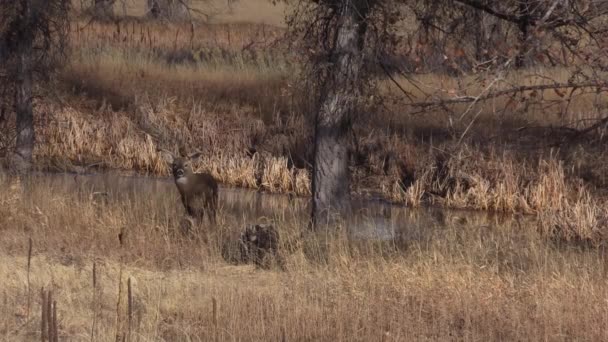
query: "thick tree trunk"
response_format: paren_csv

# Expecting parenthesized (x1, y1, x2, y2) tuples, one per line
(92, 0, 114, 19)
(311, 0, 369, 229)
(147, 0, 189, 20)
(13, 54, 34, 173)
(10, 0, 35, 174)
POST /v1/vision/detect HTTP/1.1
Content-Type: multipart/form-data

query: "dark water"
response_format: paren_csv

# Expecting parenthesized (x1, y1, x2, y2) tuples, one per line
(22, 172, 528, 243)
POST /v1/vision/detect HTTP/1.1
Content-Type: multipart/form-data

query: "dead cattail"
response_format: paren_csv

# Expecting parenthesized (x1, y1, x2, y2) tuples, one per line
(127, 277, 133, 342)
(91, 262, 98, 342)
(26, 237, 32, 320)
(114, 265, 124, 342)
(40, 287, 47, 342)
(52, 300, 58, 342)
(212, 297, 218, 342)
(46, 291, 53, 342)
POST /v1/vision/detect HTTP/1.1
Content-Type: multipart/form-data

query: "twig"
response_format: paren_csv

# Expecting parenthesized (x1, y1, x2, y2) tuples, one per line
(127, 277, 133, 342)
(406, 81, 608, 108)
(90, 262, 98, 342)
(26, 237, 32, 321)
(46, 291, 52, 342)
(569, 115, 608, 140)
(40, 288, 47, 342)
(379, 62, 414, 102)
(212, 297, 218, 342)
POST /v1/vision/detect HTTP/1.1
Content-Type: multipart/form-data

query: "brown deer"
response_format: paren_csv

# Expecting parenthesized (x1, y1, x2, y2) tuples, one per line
(160, 149, 218, 225)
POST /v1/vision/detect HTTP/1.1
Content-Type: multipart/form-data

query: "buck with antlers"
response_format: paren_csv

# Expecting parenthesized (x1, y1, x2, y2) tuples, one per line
(160, 148, 218, 225)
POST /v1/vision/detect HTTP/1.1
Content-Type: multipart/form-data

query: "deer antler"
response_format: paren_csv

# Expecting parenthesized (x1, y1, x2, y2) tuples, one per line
(156, 147, 175, 156)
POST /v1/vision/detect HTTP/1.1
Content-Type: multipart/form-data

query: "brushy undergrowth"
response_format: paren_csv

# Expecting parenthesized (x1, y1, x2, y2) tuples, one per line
(3, 17, 608, 245)
(33, 97, 608, 244)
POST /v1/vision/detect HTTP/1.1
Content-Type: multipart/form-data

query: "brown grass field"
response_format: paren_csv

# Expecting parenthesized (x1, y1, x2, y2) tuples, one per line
(1, 173, 608, 341)
(2, 0, 608, 340)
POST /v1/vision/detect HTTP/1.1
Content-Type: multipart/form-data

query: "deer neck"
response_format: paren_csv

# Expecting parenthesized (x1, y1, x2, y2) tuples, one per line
(175, 172, 192, 190)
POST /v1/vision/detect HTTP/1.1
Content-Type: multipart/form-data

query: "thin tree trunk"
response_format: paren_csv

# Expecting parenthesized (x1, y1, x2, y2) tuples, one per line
(92, 0, 115, 19)
(11, 0, 35, 174)
(516, 0, 531, 68)
(147, 0, 189, 20)
(473, 10, 484, 61)
(311, 0, 369, 229)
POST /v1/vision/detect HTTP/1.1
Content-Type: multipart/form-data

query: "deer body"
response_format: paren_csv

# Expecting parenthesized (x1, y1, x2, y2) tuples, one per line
(164, 151, 219, 224)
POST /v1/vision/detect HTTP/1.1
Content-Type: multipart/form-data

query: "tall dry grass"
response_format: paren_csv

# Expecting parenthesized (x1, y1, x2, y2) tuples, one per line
(65, 19, 293, 116)
(2, 3, 608, 340)
(1, 174, 608, 341)
(73, 0, 287, 26)
(31, 91, 608, 243)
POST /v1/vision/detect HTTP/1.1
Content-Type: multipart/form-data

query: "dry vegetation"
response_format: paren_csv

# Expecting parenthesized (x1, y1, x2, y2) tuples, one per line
(2, 1, 608, 340)
(25, 8, 607, 243)
(1, 174, 608, 341)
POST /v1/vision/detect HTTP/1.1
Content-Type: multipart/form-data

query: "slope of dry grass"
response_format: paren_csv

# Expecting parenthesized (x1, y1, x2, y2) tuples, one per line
(73, 0, 287, 26)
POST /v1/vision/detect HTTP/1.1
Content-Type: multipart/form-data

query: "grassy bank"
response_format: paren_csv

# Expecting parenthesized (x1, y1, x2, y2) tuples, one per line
(1, 174, 608, 341)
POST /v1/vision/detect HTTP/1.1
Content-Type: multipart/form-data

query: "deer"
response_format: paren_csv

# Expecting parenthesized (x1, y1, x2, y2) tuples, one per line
(159, 148, 219, 226)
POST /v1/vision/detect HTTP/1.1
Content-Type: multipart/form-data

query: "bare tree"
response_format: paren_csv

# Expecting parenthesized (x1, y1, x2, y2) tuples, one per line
(288, 0, 400, 228)
(287, 0, 608, 231)
(409, 0, 608, 70)
(0, 0, 70, 173)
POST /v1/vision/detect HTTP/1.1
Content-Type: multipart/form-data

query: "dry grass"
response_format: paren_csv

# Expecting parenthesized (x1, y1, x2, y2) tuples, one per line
(65, 19, 292, 116)
(32, 89, 608, 242)
(3, 3, 608, 341)
(1, 174, 608, 341)
(3, 1, 608, 242)
(73, 0, 287, 26)
(35, 100, 312, 196)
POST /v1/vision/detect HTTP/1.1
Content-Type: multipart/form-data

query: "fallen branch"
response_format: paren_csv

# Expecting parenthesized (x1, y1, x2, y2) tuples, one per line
(570, 115, 608, 140)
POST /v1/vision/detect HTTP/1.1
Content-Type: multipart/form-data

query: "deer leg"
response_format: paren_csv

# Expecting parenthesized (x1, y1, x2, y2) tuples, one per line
(205, 194, 217, 226)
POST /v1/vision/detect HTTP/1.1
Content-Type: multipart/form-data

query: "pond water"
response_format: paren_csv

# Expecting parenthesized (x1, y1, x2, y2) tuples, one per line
(26, 171, 532, 243)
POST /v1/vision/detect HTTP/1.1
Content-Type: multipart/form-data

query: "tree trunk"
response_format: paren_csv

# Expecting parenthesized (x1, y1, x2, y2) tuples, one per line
(147, 0, 189, 20)
(11, 0, 36, 174)
(311, 0, 369, 229)
(516, 0, 531, 68)
(92, 0, 115, 19)
(473, 10, 484, 61)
